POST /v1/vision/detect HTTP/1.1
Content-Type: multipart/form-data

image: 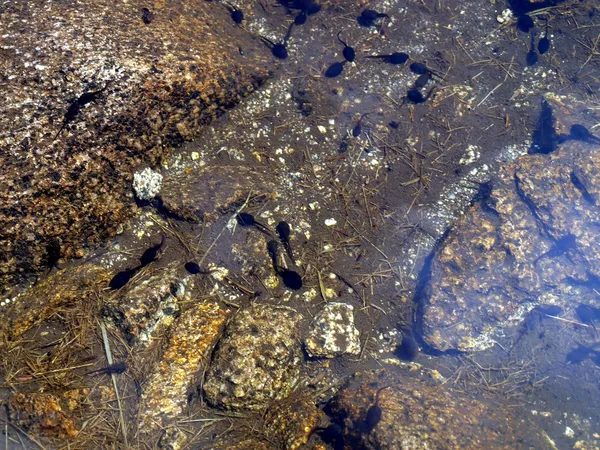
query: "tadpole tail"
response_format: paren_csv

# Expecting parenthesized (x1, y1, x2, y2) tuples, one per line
(267, 240, 280, 273)
(337, 31, 347, 47)
(283, 21, 295, 43)
(52, 121, 67, 142)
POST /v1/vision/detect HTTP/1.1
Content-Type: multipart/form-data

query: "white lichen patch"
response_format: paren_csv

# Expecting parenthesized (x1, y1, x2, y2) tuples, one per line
(133, 167, 163, 201)
(304, 302, 361, 358)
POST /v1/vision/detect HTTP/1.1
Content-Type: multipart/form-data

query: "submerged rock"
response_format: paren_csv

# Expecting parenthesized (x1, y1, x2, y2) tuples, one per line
(8, 392, 79, 439)
(328, 370, 546, 449)
(263, 391, 324, 449)
(0, 0, 270, 293)
(160, 165, 276, 222)
(203, 304, 303, 410)
(304, 302, 361, 358)
(103, 262, 192, 345)
(140, 302, 229, 431)
(420, 97, 600, 351)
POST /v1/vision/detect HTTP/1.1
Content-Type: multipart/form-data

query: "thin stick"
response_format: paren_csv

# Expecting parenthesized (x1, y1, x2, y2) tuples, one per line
(545, 314, 591, 328)
(99, 321, 128, 447)
(198, 191, 252, 268)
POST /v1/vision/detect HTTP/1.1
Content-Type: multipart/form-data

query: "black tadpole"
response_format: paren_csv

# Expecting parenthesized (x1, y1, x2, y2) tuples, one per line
(406, 87, 436, 104)
(266, 240, 303, 290)
(526, 33, 538, 66)
(54, 81, 113, 140)
(261, 23, 293, 59)
(409, 62, 428, 74)
(367, 52, 408, 65)
(357, 8, 388, 27)
(184, 261, 201, 274)
(224, 1, 244, 23)
(109, 268, 138, 290)
(538, 18, 550, 54)
(569, 124, 600, 144)
(141, 7, 154, 24)
(352, 112, 372, 138)
(413, 72, 432, 89)
(276, 221, 295, 264)
(365, 386, 391, 431)
(140, 234, 166, 267)
(85, 361, 128, 376)
(236, 212, 273, 235)
(294, 11, 307, 25)
(517, 14, 534, 33)
(337, 31, 355, 62)
(324, 62, 345, 78)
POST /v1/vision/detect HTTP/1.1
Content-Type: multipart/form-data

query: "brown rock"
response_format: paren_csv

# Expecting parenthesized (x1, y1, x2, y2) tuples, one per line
(1, 264, 111, 340)
(0, 0, 271, 293)
(160, 165, 276, 222)
(264, 391, 324, 450)
(328, 370, 545, 449)
(203, 304, 304, 410)
(140, 301, 229, 431)
(7, 392, 79, 439)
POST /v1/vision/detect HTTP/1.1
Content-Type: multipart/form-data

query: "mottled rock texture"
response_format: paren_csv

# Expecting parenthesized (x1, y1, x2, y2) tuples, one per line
(203, 304, 303, 410)
(264, 391, 323, 450)
(0, 0, 270, 293)
(305, 302, 361, 358)
(329, 370, 545, 449)
(420, 97, 600, 351)
(7, 392, 79, 439)
(103, 261, 191, 345)
(140, 302, 229, 431)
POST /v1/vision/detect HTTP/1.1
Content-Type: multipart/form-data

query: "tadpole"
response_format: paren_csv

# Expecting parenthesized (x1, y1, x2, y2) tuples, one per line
(365, 386, 391, 431)
(569, 124, 600, 144)
(267, 240, 303, 290)
(324, 62, 345, 78)
(85, 361, 128, 376)
(357, 9, 388, 27)
(526, 33, 538, 66)
(109, 268, 138, 290)
(367, 52, 408, 65)
(406, 87, 436, 104)
(236, 212, 273, 235)
(294, 11, 307, 25)
(337, 31, 355, 62)
(352, 112, 372, 138)
(538, 17, 550, 54)
(517, 14, 534, 33)
(276, 221, 295, 264)
(140, 234, 166, 267)
(261, 23, 294, 59)
(224, 2, 244, 24)
(141, 7, 154, 24)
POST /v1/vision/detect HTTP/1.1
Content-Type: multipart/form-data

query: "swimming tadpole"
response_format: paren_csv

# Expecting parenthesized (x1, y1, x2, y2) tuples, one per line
(324, 62, 345, 78)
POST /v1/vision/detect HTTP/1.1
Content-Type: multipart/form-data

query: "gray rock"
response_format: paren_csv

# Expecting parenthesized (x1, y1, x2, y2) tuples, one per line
(304, 302, 361, 358)
(133, 168, 163, 201)
(203, 304, 303, 410)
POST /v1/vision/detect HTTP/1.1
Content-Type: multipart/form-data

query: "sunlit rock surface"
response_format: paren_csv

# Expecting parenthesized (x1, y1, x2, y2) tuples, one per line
(420, 97, 600, 351)
(0, 0, 270, 293)
(0, 264, 111, 340)
(328, 370, 546, 449)
(203, 304, 303, 410)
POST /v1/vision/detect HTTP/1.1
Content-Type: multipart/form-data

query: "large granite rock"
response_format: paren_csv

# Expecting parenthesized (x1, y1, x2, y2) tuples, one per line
(203, 304, 304, 410)
(420, 97, 600, 351)
(0, 0, 270, 293)
(328, 370, 546, 449)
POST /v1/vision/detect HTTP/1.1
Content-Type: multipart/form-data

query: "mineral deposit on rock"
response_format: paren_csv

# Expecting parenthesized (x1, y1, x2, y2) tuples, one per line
(8, 392, 79, 439)
(203, 304, 303, 410)
(140, 302, 229, 431)
(304, 302, 361, 358)
(329, 370, 545, 449)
